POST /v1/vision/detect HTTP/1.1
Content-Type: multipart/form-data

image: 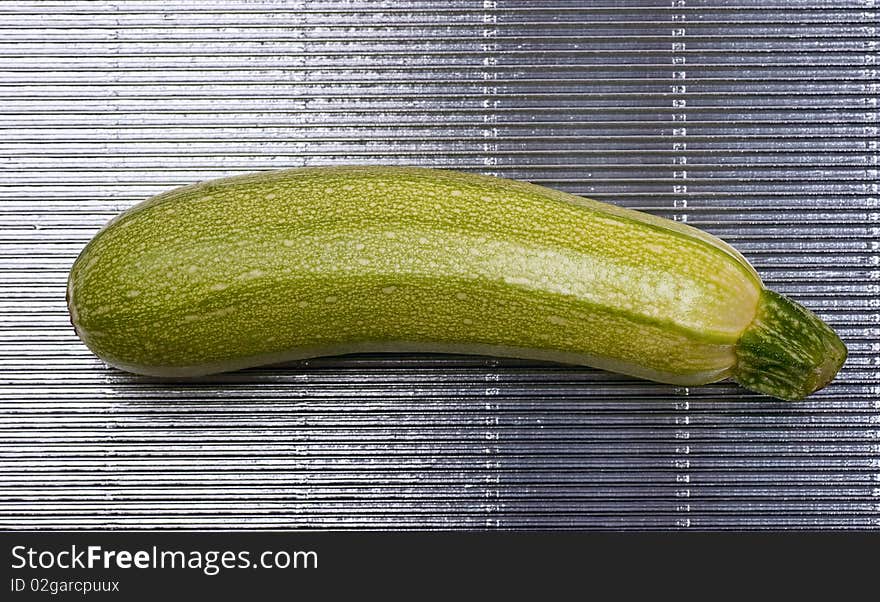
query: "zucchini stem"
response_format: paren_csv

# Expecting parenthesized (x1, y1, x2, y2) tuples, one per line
(734, 289, 847, 401)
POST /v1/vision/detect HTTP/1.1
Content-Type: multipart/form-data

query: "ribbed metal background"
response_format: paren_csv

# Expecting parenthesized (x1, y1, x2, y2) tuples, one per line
(1, 0, 878, 530)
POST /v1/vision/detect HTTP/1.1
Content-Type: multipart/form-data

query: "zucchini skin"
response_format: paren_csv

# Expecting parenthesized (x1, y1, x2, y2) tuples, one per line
(67, 166, 846, 400)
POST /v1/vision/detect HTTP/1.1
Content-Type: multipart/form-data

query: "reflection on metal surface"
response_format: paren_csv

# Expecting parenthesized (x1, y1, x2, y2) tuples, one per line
(0, 0, 878, 529)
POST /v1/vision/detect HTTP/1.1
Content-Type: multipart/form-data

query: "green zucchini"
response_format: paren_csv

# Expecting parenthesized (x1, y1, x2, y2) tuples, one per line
(66, 166, 846, 400)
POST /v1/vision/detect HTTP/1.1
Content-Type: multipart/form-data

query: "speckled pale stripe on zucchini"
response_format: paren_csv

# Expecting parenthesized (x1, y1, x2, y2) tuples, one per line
(66, 166, 847, 400)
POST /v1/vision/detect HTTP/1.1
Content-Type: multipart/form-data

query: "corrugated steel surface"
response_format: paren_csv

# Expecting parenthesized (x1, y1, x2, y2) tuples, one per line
(0, 0, 878, 530)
